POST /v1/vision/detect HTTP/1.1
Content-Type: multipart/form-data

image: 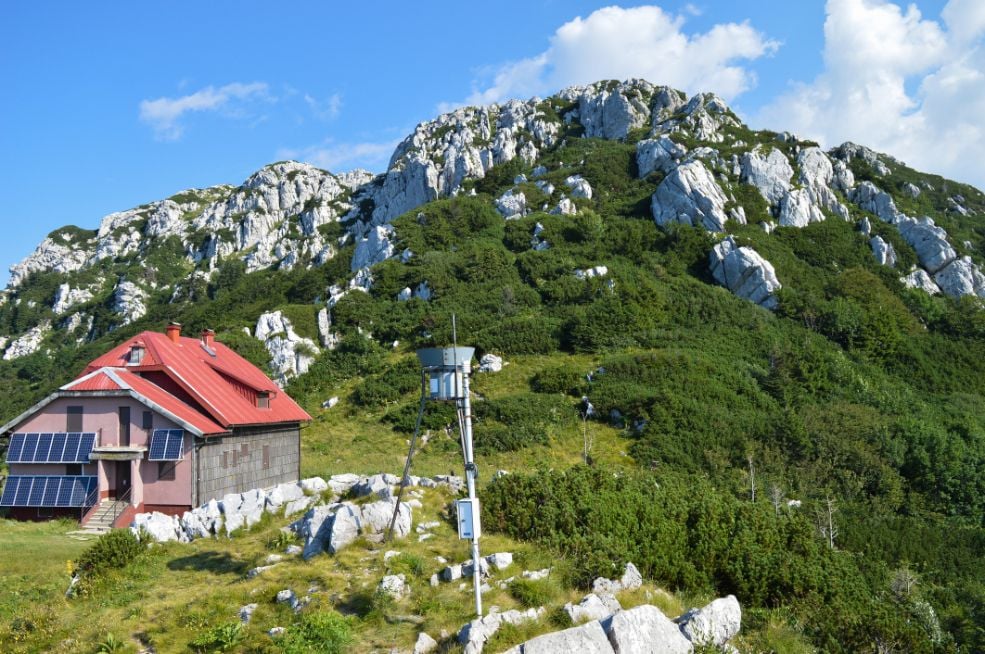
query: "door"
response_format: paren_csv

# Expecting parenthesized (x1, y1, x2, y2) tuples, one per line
(114, 461, 132, 500)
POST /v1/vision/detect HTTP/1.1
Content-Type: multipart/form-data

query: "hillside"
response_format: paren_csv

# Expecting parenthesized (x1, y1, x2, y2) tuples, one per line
(2, 78, 985, 652)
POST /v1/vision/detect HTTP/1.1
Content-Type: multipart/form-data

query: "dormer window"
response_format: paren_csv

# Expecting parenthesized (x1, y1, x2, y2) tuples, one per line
(257, 391, 270, 409)
(129, 342, 145, 365)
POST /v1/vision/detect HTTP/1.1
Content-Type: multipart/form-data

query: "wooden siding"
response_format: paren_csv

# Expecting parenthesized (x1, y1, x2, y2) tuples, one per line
(193, 424, 299, 504)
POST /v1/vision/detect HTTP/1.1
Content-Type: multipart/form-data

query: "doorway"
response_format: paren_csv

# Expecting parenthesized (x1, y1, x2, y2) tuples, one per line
(114, 461, 132, 500)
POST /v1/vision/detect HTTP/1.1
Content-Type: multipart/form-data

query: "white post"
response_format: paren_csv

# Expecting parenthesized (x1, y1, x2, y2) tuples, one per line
(460, 363, 482, 617)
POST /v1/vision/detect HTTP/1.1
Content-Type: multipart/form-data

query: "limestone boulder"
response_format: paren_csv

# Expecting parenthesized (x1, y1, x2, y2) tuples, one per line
(897, 217, 957, 273)
(849, 182, 901, 223)
(709, 237, 782, 309)
(677, 595, 741, 647)
(565, 593, 622, 624)
(870, 236, 898, 268)
(636, 136, 687, 178)
(522, 620, 614, 654)
(740, 148, 793, 206)
(132, 512, 180, 542)
(778, 189, 825, 228)
(565, 175, 593, 200)
(479, 354, 503, 373)
(351, 224, 396, 271)
(901, 269, 941, 295)
(604, 604, 692, 654)
(934, 257, 985, 298)
(651, 161, 729, 232)
(496, 190, 527, 220)
(378, 573, 409, 599)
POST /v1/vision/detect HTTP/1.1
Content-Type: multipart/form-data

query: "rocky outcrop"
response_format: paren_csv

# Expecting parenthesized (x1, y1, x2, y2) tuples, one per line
(677, 595, 742, 647)
(778, 189, 825, 228)
(113, 280, 147, 326)
(901, 269, 941, 294)
(351, 224, 396, 271)
(636, 136, 687, 178)
(2, 321, 50, 360)
(565, 175, 593, 200)
(651, 161, 729, 232)
(870, 236, 897, 267)
(896, 217, 956, 274)
(934, 257, 985, 298)
(850, 182, 901, 223)
(709, 237, 782, 309)
(459, 607, 546, 654)
(8, 232, 93, 288)
(496, 190, 527, 219)
(571, 80, 651, 140)
(607, 604, 692, 654)
(254, 311, 320, 386)
(740, 147, 793, 206)
(52, 284, 94, 315)
(292, 500, 411, 559)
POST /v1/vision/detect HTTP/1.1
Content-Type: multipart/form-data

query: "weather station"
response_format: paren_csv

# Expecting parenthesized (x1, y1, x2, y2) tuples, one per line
(387, 320, 484, 616)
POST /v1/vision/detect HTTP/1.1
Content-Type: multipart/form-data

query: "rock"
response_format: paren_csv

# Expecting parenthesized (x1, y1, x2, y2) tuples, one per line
(52, 284, 94, 315)
(565, 593, 622, 624)
(934, 257, 985, 298)
(294, 505, 338, 559)
(565, 175, 593, 200)
(709, 237, 782, 309)
(327, 504, 363, 554)
(276, 589, 297, 606)
(268, 627, 285, 637)
(379, 574, 409, 599)
(522, 620, 614, 654)
(300, 477, 328, 493)
(285, 544, 302, 555)
(459, 607, 545, 654)
(397, 287, 412, 301)
(901, 269, 941, 295)
(316, 307, 338, 349)
(254, 311, 321, 386)
(620, 563, 643, 590)
(414, 631, 439, 654)
(575, 266, 609, 280)
(479, 354, 503, 373)
(903, 182, 921, 198)
(361, 500, 412, 539)
(321, 397, 339, 409)
(896, 216, 957, 274)
(284, 496, 313, 516)
(551, 197, 578, 216)
(131, 512, 179, 542)
(8, 234, 93, 288)
(179, 510, 211, 540)
(112, 280, 147, 326)
(778, 189, 825, 228)
(2, 321, 50, 360)
(239, 603, 258, 624)
(740, 148, 793, 206)
(677, 595, 741, 647)
(247, 564, 278, 579)
(486, 552, 513, 570)
(496, 190, 527, 220)
(353, 474, 394, 500)
(637, 137, 688, 179)
(351, 224, 397, 272)
(239, 489, 266, 528)
(576, 83, 650, 139)
(328, 473, 361, 495)
(651, 161, 729, 232)
(604, 604, 692, 654)
(524, 568, 551, 581)
(266, 482, 305, 511)
(849, 182, 901, 223)
(532, 165, 548, 178)
(859, 217, 872, 236)
(870, 236, 897, 267)
(462, 558, 492, 579)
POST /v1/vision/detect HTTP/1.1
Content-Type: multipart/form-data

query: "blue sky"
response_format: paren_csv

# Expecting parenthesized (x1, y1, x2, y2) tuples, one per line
(2, 0, 980, 286)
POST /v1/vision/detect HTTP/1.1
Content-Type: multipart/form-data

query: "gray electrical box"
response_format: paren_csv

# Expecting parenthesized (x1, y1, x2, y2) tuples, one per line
(456, 498, 481, 540)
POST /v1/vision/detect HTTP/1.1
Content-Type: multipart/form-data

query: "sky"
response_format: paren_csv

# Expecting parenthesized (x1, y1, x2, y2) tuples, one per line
(3, 0, 982, 286)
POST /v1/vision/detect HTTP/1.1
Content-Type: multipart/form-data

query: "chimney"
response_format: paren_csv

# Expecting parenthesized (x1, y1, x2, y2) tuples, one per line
(166, 321, 182, 344)
(201, 329, 215, 349)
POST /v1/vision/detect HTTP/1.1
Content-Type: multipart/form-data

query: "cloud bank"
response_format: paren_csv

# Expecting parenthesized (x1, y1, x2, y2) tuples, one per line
(756, 0, 985, 188)
(139, 82, 270, 140)
(447, 5, 778, 109)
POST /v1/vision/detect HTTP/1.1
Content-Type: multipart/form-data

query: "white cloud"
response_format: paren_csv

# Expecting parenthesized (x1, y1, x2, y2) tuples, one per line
(139, 82, 270, 140)
(304, 93, 343, 120)
(755, 0, 985, 188)
(448, 5, 778, 109)
(276, 138, 401, 173)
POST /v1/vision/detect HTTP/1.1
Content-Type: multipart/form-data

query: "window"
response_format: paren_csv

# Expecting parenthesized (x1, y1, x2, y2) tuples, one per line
(118, 407, 131, 446)
(257, 392, 270, 409)
(241, 443, 249, 457)
(262, 445, 270, 470)
(66, 464, 82, 476)
(142, 411, 153, 431)
(158, 461, 175, 481)
(67, 406, 83, 432)
(129, 345, 144, 365)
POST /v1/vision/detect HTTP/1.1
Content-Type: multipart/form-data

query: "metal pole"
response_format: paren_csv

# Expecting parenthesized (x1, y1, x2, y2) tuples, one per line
(460, 363, 482, 617)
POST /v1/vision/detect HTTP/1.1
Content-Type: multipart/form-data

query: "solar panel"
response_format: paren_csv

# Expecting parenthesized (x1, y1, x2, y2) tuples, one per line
(7, 434, 24, 462)
(148, 429, 184, 461)
(5, 433, 96, 464)
(0, 476, 98, 507)
(33, 433, 53, 462)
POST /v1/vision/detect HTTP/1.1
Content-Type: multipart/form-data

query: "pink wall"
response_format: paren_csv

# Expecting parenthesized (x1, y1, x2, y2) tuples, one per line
(9, 395, 192, 509)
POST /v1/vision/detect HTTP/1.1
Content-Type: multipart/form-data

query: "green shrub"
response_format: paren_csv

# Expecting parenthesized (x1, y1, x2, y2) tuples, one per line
(531, 365, 589, 396)
(277, 610, 353, 654)
(189, 621, 244, 653)
(72, 529, 144, 594)
(508, 578, 560, 608)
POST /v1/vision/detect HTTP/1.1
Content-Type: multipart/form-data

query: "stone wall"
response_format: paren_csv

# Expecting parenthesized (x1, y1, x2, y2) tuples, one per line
(194, 424, 299, 505)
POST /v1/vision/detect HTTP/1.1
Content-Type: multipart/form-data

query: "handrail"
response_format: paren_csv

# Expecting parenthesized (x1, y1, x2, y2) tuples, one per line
(108, 486, 132, 528)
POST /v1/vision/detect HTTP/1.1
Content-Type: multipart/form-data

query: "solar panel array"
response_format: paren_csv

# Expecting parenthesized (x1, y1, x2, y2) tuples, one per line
(5, 433, 96, 464)
(148, 429, 184, 461)
(0, 476, 98, 507)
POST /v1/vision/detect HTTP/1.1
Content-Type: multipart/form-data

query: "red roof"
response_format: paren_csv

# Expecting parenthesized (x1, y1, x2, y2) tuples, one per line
(79, 328, 311, 432)
(63, 368, 229, 435)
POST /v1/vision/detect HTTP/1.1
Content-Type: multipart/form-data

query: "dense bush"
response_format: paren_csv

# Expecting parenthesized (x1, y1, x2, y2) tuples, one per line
(72, 529, 144, 595)
(277, 610, 353, 654)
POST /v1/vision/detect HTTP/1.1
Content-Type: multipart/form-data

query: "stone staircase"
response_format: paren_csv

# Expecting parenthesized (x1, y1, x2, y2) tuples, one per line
(70, 500, 129, 537)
